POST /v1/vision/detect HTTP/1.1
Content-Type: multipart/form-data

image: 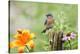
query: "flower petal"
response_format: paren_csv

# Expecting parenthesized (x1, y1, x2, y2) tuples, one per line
(30, 33, 35, 39)
(10, 40, 18, 48)
(26, 40, 35, 48)
(18, 46, 25, 53)
(70, 32, 76, 39)
(22, 29, 30, 34)
(62, 36, 68, 41)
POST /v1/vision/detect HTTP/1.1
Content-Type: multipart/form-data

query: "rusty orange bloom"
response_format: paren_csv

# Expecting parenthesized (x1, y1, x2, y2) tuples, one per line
(10, 29, 35, 53)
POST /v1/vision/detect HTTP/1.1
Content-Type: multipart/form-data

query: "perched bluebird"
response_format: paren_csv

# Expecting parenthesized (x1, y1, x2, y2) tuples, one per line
(41, 14, 54, 33)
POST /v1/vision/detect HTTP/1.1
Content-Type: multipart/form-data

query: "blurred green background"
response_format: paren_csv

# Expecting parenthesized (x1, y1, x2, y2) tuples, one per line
(10, 1, 78, 53)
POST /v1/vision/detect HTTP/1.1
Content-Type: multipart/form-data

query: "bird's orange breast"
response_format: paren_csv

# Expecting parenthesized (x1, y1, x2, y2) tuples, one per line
(47, 18, 54, 25)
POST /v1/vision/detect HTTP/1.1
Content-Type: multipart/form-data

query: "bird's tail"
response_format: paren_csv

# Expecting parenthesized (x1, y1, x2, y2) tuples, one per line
(41, 27, 53, 33)
(41, 29, 47, 33)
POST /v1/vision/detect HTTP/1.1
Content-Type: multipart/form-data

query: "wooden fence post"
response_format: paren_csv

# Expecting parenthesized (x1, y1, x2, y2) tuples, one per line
(49, 31, 63, 50)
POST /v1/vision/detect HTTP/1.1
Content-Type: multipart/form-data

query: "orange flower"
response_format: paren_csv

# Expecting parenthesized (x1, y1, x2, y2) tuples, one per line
(10, 29, 35, 53)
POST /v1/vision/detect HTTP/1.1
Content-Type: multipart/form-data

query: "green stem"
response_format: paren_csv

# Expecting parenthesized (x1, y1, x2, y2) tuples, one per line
(25, 45, 30, 52)
(68, 40, 71, 49)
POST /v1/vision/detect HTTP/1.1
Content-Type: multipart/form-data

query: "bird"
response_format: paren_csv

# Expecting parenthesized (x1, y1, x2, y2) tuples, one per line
(41, 14, 55, 33)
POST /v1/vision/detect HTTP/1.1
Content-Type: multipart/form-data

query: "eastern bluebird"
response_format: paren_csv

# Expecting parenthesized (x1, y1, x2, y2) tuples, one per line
(41, 14, 54, 33)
